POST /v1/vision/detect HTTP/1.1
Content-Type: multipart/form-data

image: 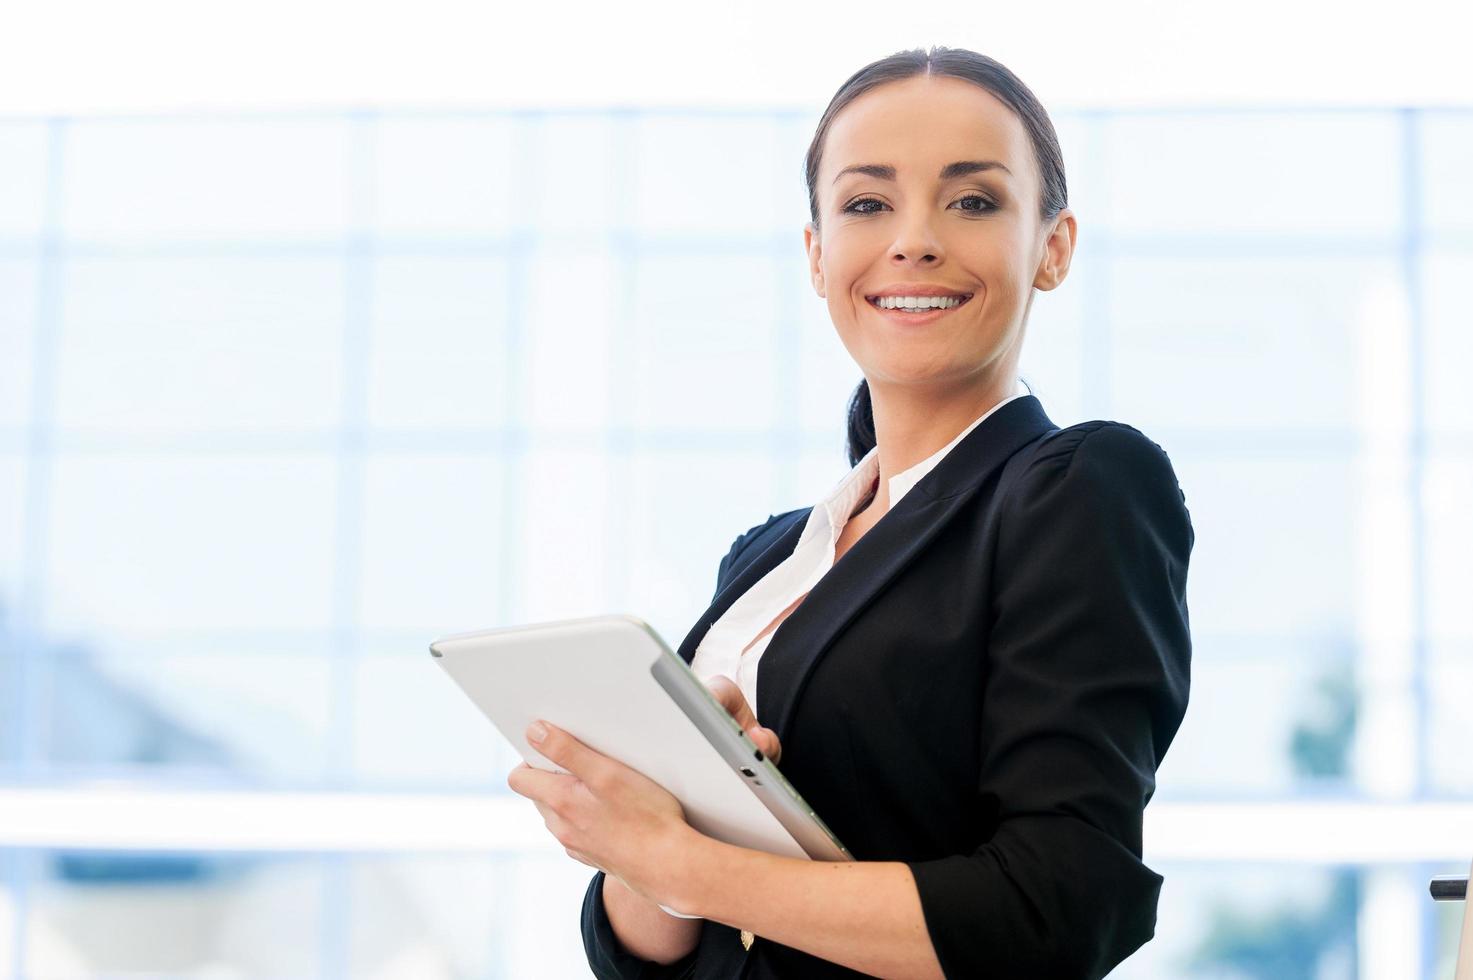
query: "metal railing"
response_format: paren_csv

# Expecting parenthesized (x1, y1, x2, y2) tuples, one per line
(1431, 866, 1472, 979)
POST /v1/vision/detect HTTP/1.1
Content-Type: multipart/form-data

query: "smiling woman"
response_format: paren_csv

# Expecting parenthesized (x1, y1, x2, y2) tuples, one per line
(549, 45, 1194, 980)
(802, 53, 1073, 472)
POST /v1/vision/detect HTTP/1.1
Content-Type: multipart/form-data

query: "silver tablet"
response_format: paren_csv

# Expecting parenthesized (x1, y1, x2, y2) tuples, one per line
(429, 613, 850, 867)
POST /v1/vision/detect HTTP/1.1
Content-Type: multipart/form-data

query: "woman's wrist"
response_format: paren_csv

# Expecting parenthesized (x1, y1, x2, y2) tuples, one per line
(656, 825, 722, 918)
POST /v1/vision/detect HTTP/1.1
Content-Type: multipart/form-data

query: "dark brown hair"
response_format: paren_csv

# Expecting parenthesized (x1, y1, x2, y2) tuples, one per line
(803, 46, 1068, 466)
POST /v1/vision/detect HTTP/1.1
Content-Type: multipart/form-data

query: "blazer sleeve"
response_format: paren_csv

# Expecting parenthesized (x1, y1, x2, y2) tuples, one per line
(904, 422, 1194, 980)
(580, 871, 699, 980)
(579, 520, 773, 979)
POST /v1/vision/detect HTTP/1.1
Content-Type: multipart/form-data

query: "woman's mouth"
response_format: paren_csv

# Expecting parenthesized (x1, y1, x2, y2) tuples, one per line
(865, 292, 974, 325)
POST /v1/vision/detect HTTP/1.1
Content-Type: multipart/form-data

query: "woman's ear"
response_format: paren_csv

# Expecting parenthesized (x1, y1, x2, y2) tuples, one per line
(804, 222, 826, 298)
(1033, 208, 1077, 291)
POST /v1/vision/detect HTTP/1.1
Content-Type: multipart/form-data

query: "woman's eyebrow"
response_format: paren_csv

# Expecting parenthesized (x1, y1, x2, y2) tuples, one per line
(831, 160, 1013, 185)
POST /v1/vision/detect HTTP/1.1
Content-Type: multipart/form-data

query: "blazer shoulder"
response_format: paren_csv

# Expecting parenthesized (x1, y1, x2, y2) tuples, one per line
(1024, 419, 1178, 478)
(1015, 419, 1191, 520)
(716, 505, 810, 589)
(1030, 418, 1168, 461)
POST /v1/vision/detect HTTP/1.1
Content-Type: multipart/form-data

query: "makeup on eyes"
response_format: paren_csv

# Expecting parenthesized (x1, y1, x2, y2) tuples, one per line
(840, 194, 998, 216)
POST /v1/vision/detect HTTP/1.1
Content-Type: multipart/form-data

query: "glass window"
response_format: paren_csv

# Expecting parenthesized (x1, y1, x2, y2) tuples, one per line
(0, 643, 18, 768)
(358, 454, 507, 634)
(0, 454, 26, 607)
(529, 115, 618, 237)
(1420, 111, 1473, 234)
(61, 119, 351, 242)
(1423, 250, 1473, 436)
(775, 113, 818, 234)
(43, 454, 338, 633)
(55, 255, 346, 434)
(1017, 234, 1091, 426)
(0, 258, 39, 431)
(783, 250, 868, 438)
(496, 853, 613, 979)
(23, 850, 325, 977)
(1428, 647, 1473, 794)
(632, 115, 783, 237)
(1169, 452, 1357, 638)
(1108, 254, 1402, 434)
(629, 252, 779, 432)
(1104, 112, 1402, 237)
(1112, 863, 1363, 979)
(351, 647, 516, 788)
(522, 247, 618, 433)
(373, 116, 518, 237)
(344, 853, 504, 978)
(0, 121, 49, 239)
(1424, 453, 1473, 645)
(40, 644, 334, 784)
(1157, 639, 1357, 796)
(366, 253, 511, 430)
(623, 447, 778, 643)
(513, 444, 613, 623)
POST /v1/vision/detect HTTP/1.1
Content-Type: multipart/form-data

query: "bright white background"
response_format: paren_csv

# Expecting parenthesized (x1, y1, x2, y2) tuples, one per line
(2, 0, 1472, 115)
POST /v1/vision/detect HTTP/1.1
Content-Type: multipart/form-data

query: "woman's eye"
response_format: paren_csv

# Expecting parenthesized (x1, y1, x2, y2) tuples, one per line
(953, 194, 997, 213)
(842, 197, 886, 215)
(840, 195, 996, 215)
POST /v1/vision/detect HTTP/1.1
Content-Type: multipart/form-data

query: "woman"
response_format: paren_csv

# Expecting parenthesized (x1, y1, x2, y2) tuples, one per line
(508, 46, 1194, 979)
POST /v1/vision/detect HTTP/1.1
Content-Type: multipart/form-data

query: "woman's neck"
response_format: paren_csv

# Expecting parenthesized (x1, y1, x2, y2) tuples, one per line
(865, 373, 1019, 516)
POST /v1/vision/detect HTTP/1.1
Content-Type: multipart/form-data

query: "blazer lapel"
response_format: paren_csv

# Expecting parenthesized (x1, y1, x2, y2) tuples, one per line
(675, 512, 810, 665)
(755, 395, 1057, 743)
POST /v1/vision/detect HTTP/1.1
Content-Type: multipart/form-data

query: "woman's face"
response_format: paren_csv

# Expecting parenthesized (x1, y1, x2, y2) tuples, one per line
(804, 75, 1075, 396)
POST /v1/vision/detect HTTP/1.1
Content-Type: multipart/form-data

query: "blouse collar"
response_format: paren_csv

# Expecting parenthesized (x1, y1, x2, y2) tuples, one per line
(801, 379, 1031, 549)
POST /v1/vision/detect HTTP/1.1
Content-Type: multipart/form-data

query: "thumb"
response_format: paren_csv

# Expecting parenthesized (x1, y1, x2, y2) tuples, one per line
(704, 675, 759, 731)
(745, 725, 782, 764)
(704, 676, 781, 762)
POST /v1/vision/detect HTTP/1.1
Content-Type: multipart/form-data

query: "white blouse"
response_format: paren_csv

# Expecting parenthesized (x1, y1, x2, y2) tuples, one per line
(690, 380, 1031, 722)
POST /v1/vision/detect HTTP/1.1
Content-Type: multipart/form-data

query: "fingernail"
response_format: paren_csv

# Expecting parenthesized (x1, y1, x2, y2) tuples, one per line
(527, 721, 548, 743)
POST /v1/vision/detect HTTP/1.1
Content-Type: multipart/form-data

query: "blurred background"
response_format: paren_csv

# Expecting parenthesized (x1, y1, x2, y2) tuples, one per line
(2, 0, 1472, 977)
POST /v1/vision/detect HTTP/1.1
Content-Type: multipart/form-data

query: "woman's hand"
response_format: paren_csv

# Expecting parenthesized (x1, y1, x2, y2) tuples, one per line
(506, 721, 697, 906)
(704, 675, 781, 764)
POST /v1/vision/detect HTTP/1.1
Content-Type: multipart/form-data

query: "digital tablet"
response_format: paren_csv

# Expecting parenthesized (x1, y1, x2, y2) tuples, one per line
(429, 613, 851, 886)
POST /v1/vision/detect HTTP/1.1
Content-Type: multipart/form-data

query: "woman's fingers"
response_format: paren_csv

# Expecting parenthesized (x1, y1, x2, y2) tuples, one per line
(748, 726, 782, 764)
(507, 760, 566, 800)
(703, 675, 757, 730)
(702, 676, 783, 764)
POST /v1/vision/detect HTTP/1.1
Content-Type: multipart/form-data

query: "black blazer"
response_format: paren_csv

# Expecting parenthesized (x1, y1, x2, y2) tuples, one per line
(580, 395, 1194, 980)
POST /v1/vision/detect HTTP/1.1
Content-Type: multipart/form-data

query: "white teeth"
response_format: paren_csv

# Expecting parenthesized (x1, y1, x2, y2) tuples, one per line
(871, 294, 966, 310)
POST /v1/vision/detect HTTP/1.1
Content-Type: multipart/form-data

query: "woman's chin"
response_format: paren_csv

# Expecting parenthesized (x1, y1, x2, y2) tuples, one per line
(862, 363, 978, 390)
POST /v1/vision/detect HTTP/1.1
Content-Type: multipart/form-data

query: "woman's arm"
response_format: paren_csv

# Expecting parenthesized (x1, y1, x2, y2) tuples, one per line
(552, 711, 945, 977)
(638, 680, 906, 967)
(666, 832, 946, 980)
(578, 520, 786, 978)
(602, 868, 701, 962)
(590, 678, 783, 969)
(902, 421, 1194, 978)
(537, 716, 944, 978)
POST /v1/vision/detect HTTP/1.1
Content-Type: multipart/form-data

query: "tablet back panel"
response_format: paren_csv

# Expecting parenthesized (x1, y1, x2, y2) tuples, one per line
(431, 614, 816, 861)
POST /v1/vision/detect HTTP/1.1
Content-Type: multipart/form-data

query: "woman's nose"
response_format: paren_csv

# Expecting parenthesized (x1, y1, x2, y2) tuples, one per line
(889, 216, 944, 264)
